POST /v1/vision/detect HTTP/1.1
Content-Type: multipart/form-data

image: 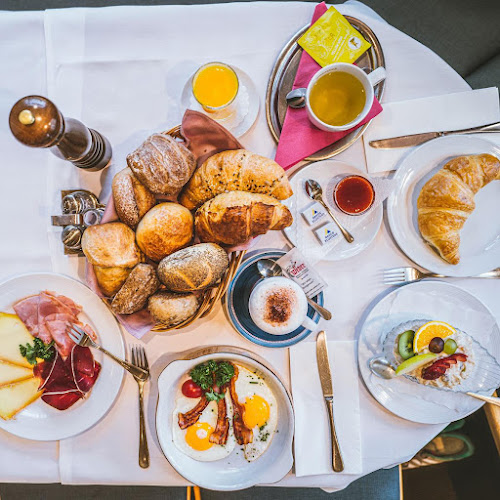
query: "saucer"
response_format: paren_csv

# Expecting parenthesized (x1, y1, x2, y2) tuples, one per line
(225, 250, 323, 348)
(181, 65, 260, 138)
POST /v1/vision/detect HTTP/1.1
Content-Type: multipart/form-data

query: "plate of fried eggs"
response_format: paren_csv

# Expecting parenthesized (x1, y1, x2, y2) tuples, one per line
(156, 351, 294, 490)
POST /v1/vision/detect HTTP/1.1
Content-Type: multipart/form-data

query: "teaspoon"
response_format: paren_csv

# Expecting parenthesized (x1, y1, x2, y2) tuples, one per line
(304, 179, 354, 243)
(369, 356, 500, 408)
(256, 259, 332, 321)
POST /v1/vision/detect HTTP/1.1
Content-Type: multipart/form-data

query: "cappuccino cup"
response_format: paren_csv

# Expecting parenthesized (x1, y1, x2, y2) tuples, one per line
(249, 277, 317, 335)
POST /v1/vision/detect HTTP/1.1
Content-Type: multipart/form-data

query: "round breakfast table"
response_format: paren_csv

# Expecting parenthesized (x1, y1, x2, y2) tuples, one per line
(1, 0, 499, 493)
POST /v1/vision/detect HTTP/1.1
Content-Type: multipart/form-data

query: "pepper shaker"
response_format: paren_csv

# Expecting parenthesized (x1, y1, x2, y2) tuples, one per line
(9, 95, 112, 171)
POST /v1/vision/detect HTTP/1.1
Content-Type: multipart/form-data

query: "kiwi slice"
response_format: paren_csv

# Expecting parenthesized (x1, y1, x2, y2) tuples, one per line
(398, 330, 415, 360)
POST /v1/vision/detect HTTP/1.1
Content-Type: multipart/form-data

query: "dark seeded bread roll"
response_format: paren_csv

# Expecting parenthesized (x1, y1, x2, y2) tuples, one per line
(111, 264, 160, 315)
(157, 243, 229, 292)
(148, 291, 199, 327)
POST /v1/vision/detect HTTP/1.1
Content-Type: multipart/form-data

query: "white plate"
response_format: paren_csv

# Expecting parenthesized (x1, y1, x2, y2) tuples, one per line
(282, 160, 383, 262)
(156, 351, 294, 491)
(0, 273, 125, 440)
(181, 65, 260, 138)
(387, 135, 500, 276)
(358, 280, 500, 424)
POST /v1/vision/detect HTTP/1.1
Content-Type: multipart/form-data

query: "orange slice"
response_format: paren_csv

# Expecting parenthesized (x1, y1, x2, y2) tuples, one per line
(413, 321, 455, 353)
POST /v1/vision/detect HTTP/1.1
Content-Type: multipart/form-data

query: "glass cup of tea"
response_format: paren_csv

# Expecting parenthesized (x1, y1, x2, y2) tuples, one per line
(191, 62, 239, 113)
(291, 62, 386, 132)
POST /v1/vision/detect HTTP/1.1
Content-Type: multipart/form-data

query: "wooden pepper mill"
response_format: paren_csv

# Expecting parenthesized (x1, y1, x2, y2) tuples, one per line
(9, 95, 112, 171)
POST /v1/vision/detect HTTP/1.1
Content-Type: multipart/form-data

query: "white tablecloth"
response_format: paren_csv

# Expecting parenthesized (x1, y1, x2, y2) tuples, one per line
(1, 1, 498, 492)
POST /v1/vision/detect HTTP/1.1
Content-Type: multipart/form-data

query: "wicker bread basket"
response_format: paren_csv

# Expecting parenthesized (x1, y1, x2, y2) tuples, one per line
(147, 125, 245, 332)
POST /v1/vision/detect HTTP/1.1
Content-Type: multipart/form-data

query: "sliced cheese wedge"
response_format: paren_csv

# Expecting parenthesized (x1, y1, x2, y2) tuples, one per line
(0, 360, 33, 387)
(0, 377, 41, 420)
(0, 312, 35, 368)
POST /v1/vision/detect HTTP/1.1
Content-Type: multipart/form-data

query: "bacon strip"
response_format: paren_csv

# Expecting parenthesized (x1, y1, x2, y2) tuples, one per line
(178, 395, 209, 429)
(228, 364, 253, 445)
(209, 387, 229, 445)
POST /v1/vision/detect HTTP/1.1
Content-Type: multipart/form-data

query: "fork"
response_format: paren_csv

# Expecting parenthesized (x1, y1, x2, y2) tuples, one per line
(383, 267, 500, 285)
(131, 345, 150, 469)
(67, 323, 148, 381)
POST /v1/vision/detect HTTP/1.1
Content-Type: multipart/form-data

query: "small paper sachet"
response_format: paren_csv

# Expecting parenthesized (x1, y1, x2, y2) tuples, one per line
(298, 6, 371, 67)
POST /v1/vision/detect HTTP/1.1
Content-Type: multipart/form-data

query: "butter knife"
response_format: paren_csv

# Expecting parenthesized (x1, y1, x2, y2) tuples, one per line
(316, 331, 344, 473)
(369, 121, 500, 149)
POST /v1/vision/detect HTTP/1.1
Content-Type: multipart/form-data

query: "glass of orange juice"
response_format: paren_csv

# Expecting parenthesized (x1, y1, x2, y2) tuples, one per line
(192, 62, 239, 113)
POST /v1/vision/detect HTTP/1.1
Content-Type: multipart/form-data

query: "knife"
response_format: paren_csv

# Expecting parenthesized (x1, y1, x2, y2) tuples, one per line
(316, 331, 344, 473)
(369, 121, 500, 149)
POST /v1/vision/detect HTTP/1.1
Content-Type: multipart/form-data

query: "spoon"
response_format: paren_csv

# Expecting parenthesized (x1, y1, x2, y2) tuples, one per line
(369, 356, 500, 408)
(304, 179, 354, 244)
(285, 88, 307, 109)
(256, 259, 332, 321)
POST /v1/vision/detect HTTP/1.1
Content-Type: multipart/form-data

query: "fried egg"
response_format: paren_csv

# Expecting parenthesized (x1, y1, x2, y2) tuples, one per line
(234, 364, 278, 461)
(172, 386, 235, 462)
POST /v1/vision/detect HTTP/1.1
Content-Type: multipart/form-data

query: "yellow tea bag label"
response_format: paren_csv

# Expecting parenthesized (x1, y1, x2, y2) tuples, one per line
(298, 7, 371, 66)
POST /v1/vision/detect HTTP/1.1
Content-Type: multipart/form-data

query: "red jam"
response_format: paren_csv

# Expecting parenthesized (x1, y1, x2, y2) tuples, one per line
(334, 175, 375, 215)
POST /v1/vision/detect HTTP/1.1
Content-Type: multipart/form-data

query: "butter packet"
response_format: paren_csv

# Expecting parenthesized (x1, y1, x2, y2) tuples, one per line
(298, 6, 371, 67)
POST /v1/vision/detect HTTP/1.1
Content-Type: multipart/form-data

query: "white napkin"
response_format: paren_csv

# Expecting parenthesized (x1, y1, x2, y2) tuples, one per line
(363, 87, 500, 173)
(290, 340, 362, 476)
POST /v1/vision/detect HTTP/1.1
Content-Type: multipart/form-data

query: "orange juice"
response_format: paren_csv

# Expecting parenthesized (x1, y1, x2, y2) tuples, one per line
(192, 63, 239, 111)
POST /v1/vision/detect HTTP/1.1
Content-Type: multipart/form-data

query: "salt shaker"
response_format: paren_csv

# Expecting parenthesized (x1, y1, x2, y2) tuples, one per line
(9, 95, 112, 171)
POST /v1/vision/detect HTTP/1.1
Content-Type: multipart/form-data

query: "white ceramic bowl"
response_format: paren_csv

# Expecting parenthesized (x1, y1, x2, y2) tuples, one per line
(156, 351, 294, 491)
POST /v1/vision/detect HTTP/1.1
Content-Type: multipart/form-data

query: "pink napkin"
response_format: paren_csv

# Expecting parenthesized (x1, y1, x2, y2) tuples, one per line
(85, 110, 252, 339)
(274, 2, 383, 170)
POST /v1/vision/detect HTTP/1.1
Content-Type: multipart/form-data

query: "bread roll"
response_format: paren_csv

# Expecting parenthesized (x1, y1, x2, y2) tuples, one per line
(417, 154, 500, 264)
(136, 202, 194, 262)
(111, 264, 160, 314)
(179, 149, 293, 210)
(112, 167, 156, 228)
(82, 222, 143, 296)
(157, 243, 229, 292)
(148, 291, 199, 327)
(195, 191, 293, 246)
(127, 134, 196, 196)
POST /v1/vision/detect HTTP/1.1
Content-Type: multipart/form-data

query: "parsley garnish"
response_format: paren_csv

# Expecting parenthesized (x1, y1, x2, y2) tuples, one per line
(19, 338, 55, 365)
(190, 360, 235, 401)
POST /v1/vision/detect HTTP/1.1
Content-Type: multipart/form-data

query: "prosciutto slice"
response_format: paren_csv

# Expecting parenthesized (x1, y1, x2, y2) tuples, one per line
(34, 345, 100, 411)
(14, 291, 94, 359)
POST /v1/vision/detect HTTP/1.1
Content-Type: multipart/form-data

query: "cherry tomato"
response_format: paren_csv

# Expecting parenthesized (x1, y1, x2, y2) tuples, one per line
(182, 379, 202, 398)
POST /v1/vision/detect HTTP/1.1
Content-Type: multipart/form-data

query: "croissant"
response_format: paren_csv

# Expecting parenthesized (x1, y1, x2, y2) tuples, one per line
(417, 154, 500, 264)
(179, 149, 293, 210)
(195, 191, 293, 246)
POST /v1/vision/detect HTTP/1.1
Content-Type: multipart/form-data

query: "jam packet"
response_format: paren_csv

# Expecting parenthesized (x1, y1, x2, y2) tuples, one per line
(298, 6, 371, 67)
(276, 247, 327, 299)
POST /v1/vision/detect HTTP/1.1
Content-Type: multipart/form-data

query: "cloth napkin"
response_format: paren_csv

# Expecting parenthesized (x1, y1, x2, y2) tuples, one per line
(275, 2, 383, 170)
(363, 87, 500, 174)
(290, 340, 362, 476)
(85, 110, 243, 339)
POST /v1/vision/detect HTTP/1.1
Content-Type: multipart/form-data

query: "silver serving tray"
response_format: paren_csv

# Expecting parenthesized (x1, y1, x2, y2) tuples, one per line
(266, 16, 386, 161)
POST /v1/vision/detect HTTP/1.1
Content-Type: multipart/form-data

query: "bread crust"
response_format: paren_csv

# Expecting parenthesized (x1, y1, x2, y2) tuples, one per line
(111, 264, 160, 314)
(127, 134, 196, 196)
(112, 167, 156, 228)
(417, 154, 500, 264)
(148, 291, 199, 327)
(136, 202, 194, 262)
(179, 149, 293, 210)
(195, 191, 293, 246)
(157, 243, 229, 292)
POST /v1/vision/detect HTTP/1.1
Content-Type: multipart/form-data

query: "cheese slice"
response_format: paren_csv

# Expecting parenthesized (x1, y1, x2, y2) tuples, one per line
(0, 360, 33, 387)
(0, 312, 35, 368)
(0, 377, 41, 420)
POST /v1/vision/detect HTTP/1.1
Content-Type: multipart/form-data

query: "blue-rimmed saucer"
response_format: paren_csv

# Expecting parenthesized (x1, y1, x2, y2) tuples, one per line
(225, 250, 324, 348)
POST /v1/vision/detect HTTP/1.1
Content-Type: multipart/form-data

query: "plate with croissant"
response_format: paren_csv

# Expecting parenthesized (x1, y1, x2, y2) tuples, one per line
(387, 136, 500, 276)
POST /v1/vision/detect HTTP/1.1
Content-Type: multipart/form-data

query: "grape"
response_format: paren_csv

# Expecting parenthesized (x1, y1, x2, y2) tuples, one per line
(429, 337, 444, 353)
(444, 339, 458, 355)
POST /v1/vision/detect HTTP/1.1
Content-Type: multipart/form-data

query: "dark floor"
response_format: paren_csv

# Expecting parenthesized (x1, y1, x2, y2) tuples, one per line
(1, 0, 499, 499)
